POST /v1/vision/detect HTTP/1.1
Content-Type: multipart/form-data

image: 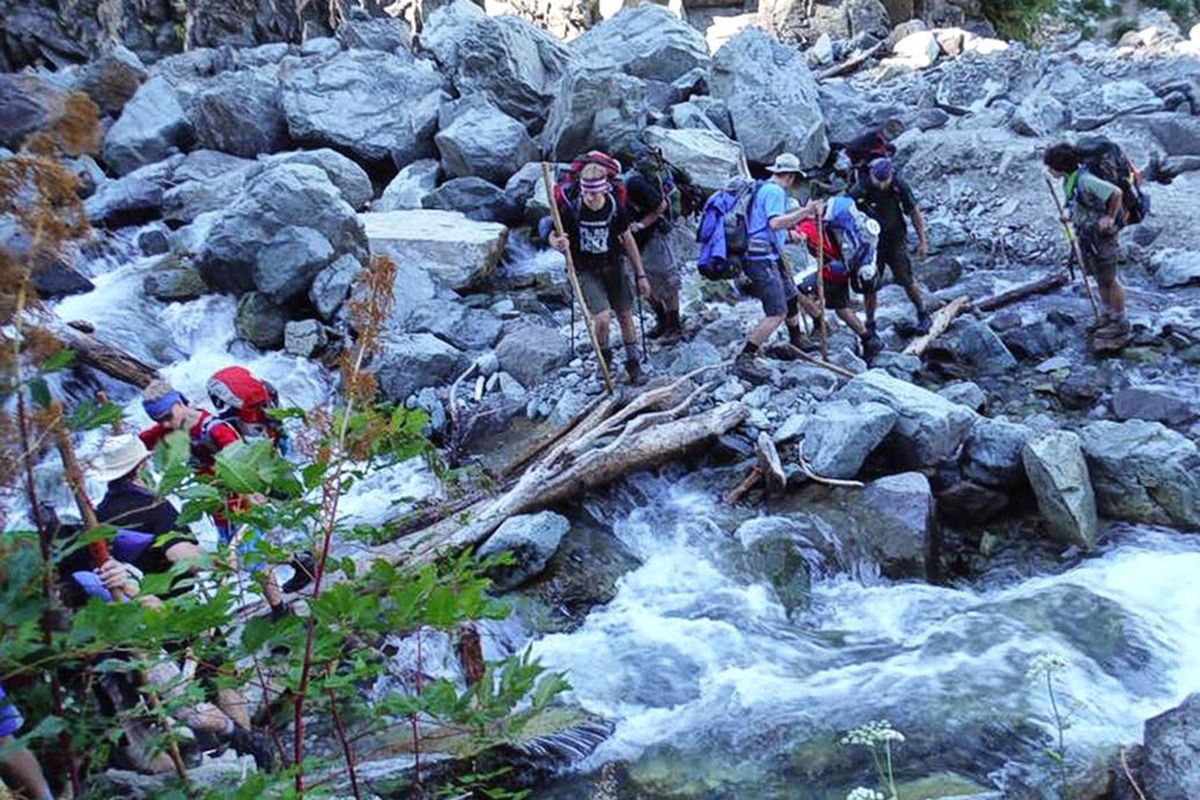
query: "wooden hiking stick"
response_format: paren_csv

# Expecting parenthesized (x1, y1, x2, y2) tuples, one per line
(815, 209, 829, 359)
(1044, 176, 1101, 322)
(542, 162, 614, 395)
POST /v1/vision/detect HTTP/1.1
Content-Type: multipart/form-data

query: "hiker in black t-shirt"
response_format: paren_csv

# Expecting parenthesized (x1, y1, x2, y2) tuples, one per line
(850, 157, 932, 335)
(550, 162, 651, 384)
(625, 142, 687, 343)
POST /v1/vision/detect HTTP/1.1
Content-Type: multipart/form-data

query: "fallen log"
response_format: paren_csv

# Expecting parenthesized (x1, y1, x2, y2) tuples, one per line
(756, 432, 786, 493)
(971, 272, 1069, 313)
(24, 309, 159, 387)
(817, 41, 885, 81)
(724, 466, 762, 505)
(903, 295, 970, 357)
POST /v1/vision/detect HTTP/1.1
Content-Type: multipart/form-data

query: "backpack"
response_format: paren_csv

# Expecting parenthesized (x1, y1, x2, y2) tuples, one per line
(695, 177, 764, 280)
(824, 196, 880, 276)
(554, 151, 629, 210)
(206, 366, 288, 453)
(1074, 136, 1150, 225)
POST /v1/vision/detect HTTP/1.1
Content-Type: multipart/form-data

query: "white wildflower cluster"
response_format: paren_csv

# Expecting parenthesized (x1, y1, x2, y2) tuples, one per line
(840, 719, 906, 747)
(1026, 652, 1069, 682)
(846, 788, 885, 800)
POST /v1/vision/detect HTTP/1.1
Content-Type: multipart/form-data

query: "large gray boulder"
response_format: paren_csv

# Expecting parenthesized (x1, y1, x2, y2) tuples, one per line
(0, 73, 65, 150)
(1022, 431, 1098, 550)
(279, 50, 447, 166)
(84, 172, 163, 227)
(1080, 420, 1200, 529)
(961, 417, 1032, 488)
(359, 209, 507, 291)
(495, 325, 571, 388)
(849, 472, 936, 579)
(190, 67, 290, 158)
(799, 400, 897, 479)
(103, 76, 193, 176)
(477, 511, 570, 589)
(370, 332, 470, 402)
(947, 318, 1018, 376)
(309, 253, 361, 321)
(263, 149, 374, 211)
(709, 27, 827, 168)
(422, 177, 523, 225)
(420, 0, 570, 129)
(1112, 385, 1198, 426)
(1070, 80, 1165, 131)
(405, 298, 504, 352)
(335, 16, 411, 52)
(735, 516, 824, 616)
(377, 159, 440, 211)
(161, 151, 254, 223)
(641, 125, 743, 192)
(542, 66, 647, 160)
(1142, 694, 1200, 800)
(435, 97, 540, 185)
(254, 225, 335, 304)
(834, 369, 977, 468)
(76, 46, 148, 118)
(236, 292, 287, 349)
(571, 5, 709, 84)
(1150, 248, 1200, 289)
(197, 162, 367, 295)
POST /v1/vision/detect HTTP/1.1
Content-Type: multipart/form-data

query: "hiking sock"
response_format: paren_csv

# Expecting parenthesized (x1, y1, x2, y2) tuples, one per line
(787, 323, 807, 349)
(624, 343, 644, 383)
(647, 299, 668, 338)
(739, 341, 761, 360)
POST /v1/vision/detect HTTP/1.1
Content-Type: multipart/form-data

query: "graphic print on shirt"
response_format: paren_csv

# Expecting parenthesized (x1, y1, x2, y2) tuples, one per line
(579, 217, 611, 254)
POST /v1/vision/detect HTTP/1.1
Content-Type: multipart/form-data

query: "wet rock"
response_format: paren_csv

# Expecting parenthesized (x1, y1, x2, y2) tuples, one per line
(710, 27, 828, 168)
(945, 318, 1017, 375)
(1001, 320, 1067, 362)
(495, 325, 572, 388)
(936, 479, 1012, 527)
(1080, 419, 1200, 529)
(405, 298, 504, 352)
(300, 37, 341, 57)
(641, 125, 743, 192)
(1022, 431, 1098, 550)
(84, 173, 164, 227)
(377, 158, 440, 212)
(236, 292, 287, 349)
(191, 67, 290, 158)
(1142, 693, 1200, 800)
(30, 259, 93, 299)
(854, 472, 936, 579)
(137, 227, 170, 256)
(834, 369, 977, 469)
(735, 516, 821, 616)
(279, 49, 446, 166)
(961, 417, 1032, 488)
(284, 319, 327, 357)
(1150, 248, 1200, 288)
(144, 268, 207, 302)
(360, 209, 507, 291)
(938, 381, 987, 412)
(265, 149, 374, 211)
(254, 225, 335, 304)
(504, 161, 554, 223)
(921, 255, 963, 290)
(571, 5, 709, 84)
(478, 511, 570, 590)
(371, 332, 469, 402)
(77, 46, 148, 118)
(420, 0, 570, 129)
(308, 253, 361, 321)
(103, 77, 192, 176)
(1112, 385, 1198, 426)
(336, 16, 411, 52)
(435, 97, 539, 185)
(422, 177, 522, 225)
(799, 400, 897, 479)
(1070, 80, 1165, 131)
(1056, 370, 1104, 411)
(542, 66, 648, 160)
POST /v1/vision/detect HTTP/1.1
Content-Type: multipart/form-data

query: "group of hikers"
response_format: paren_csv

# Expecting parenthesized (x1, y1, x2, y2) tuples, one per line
(541, 120, 1146, 383)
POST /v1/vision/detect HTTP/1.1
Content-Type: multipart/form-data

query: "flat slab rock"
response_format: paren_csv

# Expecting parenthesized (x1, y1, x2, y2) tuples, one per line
(359, 209, 507, 291)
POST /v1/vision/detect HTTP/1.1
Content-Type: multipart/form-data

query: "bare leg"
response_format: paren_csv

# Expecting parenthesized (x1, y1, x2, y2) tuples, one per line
(593, 310, 614, 352)
(903, 282, 925, 314)
(837, 308, 868, 337)
(617, 309, 638, 344)
(1098, 278, 1126, 317)
(0, 735, 54, 800)
(863, 292, 878, 328)
(748, 315, 785, 346)
(216, 688, 251, 731)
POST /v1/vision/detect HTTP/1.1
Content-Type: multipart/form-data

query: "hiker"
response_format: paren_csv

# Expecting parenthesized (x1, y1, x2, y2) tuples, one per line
(0, 685, 54, 799)
(548, 160, 651, 384)
(734, 153, 823, 381)
(849, 157, 932, 335)
(839, 118, 903, 184)
(1043, 142, 1129, 337)
(624, 140, 689, 343)
(792, 203, 876, 353)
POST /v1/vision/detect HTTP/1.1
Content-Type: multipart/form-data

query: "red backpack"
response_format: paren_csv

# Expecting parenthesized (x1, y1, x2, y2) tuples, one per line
(206, 366, 286, 451)
(554, 151, 629, 210)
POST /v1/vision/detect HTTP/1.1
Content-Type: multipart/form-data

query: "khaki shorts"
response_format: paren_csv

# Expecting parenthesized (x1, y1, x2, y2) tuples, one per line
(577, 261, 633, 315)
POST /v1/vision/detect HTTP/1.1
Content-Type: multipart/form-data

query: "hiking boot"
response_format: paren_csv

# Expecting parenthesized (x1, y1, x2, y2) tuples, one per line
(658, 310, 685, 345)
(646, 299, 669, 339)
(735, 350, 773, 385)
(229, 725, 276, 772)
(915, 311, 932, 335)
(280, 551, 316, 594)
(860, 332, 885, 360)
(788, 325, 817, 353)
(625, 357, 645, 385)
(1094, 316, 1131, 336)
(1086, 313, 1114, 334)
(599, 347, 614, 369)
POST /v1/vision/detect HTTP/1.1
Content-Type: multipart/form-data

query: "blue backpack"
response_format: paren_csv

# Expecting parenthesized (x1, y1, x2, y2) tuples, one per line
(695, 178, 764, 280)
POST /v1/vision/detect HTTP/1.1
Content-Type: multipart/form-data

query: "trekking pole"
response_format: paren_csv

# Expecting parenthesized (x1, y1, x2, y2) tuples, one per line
(635, 291, 648, 361)
(1044, 176, 1101, 322)
(815, 210, 830, 360)
(542, 163, 614, 395)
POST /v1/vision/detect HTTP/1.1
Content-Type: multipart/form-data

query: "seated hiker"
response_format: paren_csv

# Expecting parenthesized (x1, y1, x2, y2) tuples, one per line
(1043, 143, 1129, 338)
(733, 153, 821, 383)
(0, 684, 55, 800)
(850, 157, 931, 336)
(791, 208, 874, 352)
(548, 161, 651, 384)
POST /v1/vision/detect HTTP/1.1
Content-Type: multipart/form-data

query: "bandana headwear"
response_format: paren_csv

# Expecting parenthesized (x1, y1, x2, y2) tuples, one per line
(870, 157, 894, 181)
(143, 390, 184, 422)
(579, 177, 609, 193)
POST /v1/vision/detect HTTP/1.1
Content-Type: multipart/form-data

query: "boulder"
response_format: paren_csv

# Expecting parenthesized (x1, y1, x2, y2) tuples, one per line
(1022, 431, 1098, 550)
(359, 209, 507, 291)
(137, 226, 171, 256)
(377, 158, 440, 211)
(435, 98, 540, 185)
(1080, 420, 1200, 529)
(335, 17, 411, 52)
(190, 68, 290, 158)
(84, 173, 163, 227)
(961, 417, 1032, 488)
(641, 125, 743, 192)
(892, 30, 940, 68)
(671, 97, 736, 140)
(709, 27, 827, 168)
(850, 472, 936, 579)
(1150, 248, 1200, 288)
(735, 516, 822, 616)
(936, 479, 1012, 527)
(921, 255, 963, 290)
(477, 511, 570, 589)
(1070, 80, 1165, 131)
(571, 5, 709, 84)
(144, 268, 208, 302)
(934, 50, 1016, 115)
(197, 162, 367, 295)
(300, 37, 342, 57)
(236, 292, 287, 349)
(542, 66, 648, 160)
(495, 325, 571, 388)
(799, 400, 897, 479)
(1001, 320, 1067, 362)
(254, 225, 335, 304)
(504, 161, 554, 223)
(0, 73, 65, 150)
(1142, 694, 1200, 800)
(1011, 93, 1068, 138)
(279, 49, 447, 166)
(30, 260, 93, 299)
(938, 381, 987, 412)
(308, 253, 361, 321)
(160, 151, 254, 223)
(420, 0, 570, 129)
(405, 299, 504, 352)
(263, 149, 374, 211)
(76, 46, 148, 118)
(284, 319, 327, 357)
(1112, 385, 1198, 426)
(946, 318, 1018, 376)
(834, 369, 977, 468)
(103, 77, 193, 176)
(370, 332, 470, 402)
(421, 177, 523, 225)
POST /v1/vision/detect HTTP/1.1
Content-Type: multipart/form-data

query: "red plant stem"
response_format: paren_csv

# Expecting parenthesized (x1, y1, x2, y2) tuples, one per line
(409, 626, 424, 798)
(327, 687, 361, 800)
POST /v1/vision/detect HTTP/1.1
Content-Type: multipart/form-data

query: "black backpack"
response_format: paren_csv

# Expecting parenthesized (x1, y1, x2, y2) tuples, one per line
(1075, 136, 1150, 225)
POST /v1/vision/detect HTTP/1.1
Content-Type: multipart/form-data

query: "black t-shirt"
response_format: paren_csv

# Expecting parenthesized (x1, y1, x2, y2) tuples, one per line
(625, 172, 665, 248)
(850, 177, 917, 237)
(561, 194, 630, 272)
(96, 478, 198, 592)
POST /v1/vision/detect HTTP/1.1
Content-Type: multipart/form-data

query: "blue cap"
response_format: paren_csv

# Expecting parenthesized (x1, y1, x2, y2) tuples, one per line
(870, 157, 894, 181)
(143, 390, 183, 422)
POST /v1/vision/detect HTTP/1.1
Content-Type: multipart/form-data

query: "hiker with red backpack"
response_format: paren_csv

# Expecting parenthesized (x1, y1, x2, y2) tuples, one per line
(547, 154, 651, 385)
(792, 202, 875, 350)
